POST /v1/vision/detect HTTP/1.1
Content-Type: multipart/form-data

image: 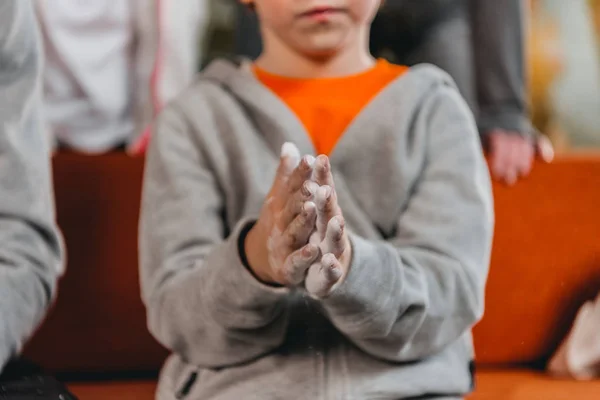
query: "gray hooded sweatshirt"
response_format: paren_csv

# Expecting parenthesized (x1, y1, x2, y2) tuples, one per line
(140, 59, 494, 399)
(0, 0, 64, 370)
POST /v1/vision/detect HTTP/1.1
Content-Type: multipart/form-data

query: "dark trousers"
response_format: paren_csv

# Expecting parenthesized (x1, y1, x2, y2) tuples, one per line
(0, 359, 77, 399)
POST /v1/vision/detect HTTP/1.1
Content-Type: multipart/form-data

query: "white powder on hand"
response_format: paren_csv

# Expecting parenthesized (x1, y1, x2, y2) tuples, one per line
(281, 142, 301, 172)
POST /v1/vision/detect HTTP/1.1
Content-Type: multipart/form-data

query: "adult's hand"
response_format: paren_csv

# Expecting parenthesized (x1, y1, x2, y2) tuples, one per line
(488, 130, 554, 185)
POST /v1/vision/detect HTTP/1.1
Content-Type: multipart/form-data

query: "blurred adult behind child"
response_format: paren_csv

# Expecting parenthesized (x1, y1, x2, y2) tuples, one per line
(235, 0, 554, 185)
(35, 0, 209, 154)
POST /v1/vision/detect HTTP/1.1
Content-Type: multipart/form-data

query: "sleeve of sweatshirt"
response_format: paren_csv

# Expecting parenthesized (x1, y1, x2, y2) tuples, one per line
(469, 0, 532, 138)
(321, 85, 494, 363)
(139, 106, 291, 368)
(0, 0, 64, 370)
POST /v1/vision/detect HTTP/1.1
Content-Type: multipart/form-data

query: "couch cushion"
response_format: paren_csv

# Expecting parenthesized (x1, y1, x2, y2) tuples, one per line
(22, 154, 600, 372)
(24, 154, 168, 372)
(473, 156, 600, 365)
(66, 370, 600, 400)
(469, 369, 600, 400)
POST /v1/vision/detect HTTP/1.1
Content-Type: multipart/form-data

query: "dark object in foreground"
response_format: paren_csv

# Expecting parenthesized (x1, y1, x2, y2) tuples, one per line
(0, 360, 77, 400)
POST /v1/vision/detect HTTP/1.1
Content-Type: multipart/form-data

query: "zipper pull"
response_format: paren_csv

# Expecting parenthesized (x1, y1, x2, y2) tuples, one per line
(175, 372, 198, 399)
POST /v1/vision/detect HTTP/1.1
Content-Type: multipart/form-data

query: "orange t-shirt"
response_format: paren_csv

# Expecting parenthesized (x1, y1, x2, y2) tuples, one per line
(253, 60, 408, 156)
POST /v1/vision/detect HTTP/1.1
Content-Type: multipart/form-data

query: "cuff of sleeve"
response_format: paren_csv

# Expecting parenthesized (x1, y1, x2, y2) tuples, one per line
(237, 220, 284, 288)
(478, 108, 533, 138)
(321, 233, 401, 336)
(0, 340, 9, 372)
(212, 218, 289, 318)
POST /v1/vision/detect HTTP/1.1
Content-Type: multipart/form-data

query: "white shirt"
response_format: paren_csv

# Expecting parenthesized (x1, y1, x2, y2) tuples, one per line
(37, 0, 134, 152)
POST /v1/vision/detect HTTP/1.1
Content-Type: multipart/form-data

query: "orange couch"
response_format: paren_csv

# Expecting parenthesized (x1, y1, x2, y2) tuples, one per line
(22, 153, 600, 399)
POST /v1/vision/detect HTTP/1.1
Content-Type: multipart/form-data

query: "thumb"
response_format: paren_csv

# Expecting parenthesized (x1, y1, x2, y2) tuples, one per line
(535, 134, 555, 163)
(280, 142, 301, 174)
(274, 142, 301, 187)
(269, 142, 302, 201)
(305, 255, 342, 299)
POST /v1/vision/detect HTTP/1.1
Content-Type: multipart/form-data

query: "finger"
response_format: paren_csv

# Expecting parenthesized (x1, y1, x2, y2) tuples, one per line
(489, 151, 504, 182)
(315, 185, 339, 238)
(305, 253, 343, 298)
(268, 143, 301, 204)
(489, 133, 505, 178)
(490, 135, 515, 185)
(273, 143, 301, 194)
(313, 155, 335, 188)
(280, 180, 319, 228)
(282, 201, 317, 250)
(536, 135, 555, 163)
(309, 230, 321, 247)
(515, 138, 534, 178)
(280, 142, 301, 173)
(503, 165, 518, 186)
(281, 243, 320, 285)
(323, 215, 346, 258)
(502, 137, 521, 185)
(286, 155, 316, 194)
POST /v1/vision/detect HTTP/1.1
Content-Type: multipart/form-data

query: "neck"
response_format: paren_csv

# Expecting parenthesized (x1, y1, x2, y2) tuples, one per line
(256, 29, 376, 78)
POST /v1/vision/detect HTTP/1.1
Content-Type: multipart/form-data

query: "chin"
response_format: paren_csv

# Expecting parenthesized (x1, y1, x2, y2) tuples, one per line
(298, 35, 348, 59)
(301, 46, 341, 60)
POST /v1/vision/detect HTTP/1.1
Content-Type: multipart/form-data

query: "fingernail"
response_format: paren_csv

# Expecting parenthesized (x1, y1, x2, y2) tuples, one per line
(302, 246, 311, 257)
(281, 142, 300, 170)
(322, 253, 336, 267)
(316, 155, 329, 169)
(301, 181, 314, 197)
(304, 155, 316, 167)
(303, 201, 316, 216)
(327, 265, 342, 282)
(307, 181, 319, 195)
(317, 186, 332, 202)
(322, 254, 342, 281)
(281, 142, 299, 158)
(303, 245, 316, 257)
(329, 215, 344, 234)
(301, 186, 310, 198)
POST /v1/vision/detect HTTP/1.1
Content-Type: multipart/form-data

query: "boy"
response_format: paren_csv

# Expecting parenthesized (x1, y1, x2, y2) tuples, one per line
(0, 0, 63, 370)
(140, 0, 494, 398)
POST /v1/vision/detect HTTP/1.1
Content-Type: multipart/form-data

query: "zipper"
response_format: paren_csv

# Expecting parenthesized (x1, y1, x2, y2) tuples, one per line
(175, 371, 198, 399)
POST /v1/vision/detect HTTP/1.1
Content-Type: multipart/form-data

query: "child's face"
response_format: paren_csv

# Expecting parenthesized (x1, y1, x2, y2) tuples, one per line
(242, 0, 381, 58)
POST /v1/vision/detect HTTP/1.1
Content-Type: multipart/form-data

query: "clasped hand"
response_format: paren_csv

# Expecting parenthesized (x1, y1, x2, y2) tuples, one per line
(245, 143, 351, 298)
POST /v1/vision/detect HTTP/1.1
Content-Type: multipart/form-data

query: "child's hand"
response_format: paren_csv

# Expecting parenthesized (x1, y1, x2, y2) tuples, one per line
(305, 155, 352, 298)
(245, 143, 321, 286)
